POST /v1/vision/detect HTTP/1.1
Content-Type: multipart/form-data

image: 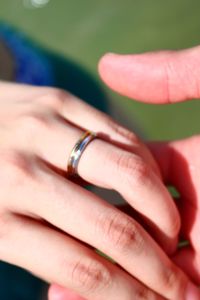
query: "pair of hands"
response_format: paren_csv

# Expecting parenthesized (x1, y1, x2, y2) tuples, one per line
(48, 47, 200, 300)
(0, 46, 199, 300)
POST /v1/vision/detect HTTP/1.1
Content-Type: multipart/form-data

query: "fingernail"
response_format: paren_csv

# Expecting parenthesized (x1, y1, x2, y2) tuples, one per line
(103, 52, 117, 56)
(50, 287, 84, 300)
(186, 282, 200, 300)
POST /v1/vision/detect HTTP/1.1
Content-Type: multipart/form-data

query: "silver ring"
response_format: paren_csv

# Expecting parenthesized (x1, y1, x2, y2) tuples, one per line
(67, 131, 97, 178)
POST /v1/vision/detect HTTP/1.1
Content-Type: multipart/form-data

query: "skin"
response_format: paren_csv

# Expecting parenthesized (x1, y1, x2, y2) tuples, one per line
(49, 46, 200, 299)
(0, 81, 196, 300)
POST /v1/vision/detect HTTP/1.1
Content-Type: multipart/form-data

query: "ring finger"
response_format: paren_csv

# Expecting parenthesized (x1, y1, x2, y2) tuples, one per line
(2, 214, 163, 300)
(9, 157, 188, 300)
(17, 108, 179, 252)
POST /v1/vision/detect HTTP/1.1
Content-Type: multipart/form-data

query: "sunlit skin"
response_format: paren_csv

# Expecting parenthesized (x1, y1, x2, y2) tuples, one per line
(1, 81, 197, 300)
(49, 46, 200, 299)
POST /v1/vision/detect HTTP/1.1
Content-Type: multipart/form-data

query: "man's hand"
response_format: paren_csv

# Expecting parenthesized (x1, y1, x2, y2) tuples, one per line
(98, 46, 200, 285)
(149, 136, 200, 285)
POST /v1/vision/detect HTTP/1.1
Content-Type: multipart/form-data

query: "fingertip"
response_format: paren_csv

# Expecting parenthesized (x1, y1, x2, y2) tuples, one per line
(48, 285, 84, 300)
(98, 51, 168, 103)
(98, 52, 135, 97)
(98, 52, 119, 79)
(48, 285, 64, 300)
(98, 52, 129, 73)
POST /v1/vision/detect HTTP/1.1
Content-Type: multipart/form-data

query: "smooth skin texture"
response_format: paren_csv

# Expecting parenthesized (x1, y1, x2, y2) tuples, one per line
(49, 46, 200, 299)
(0, 81, 195, 300)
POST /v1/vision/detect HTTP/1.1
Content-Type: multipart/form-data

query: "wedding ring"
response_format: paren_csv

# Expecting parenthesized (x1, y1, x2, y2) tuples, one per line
(67, 131, 97, 178)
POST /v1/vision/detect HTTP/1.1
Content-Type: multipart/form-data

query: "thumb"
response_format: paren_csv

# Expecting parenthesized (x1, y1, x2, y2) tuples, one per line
(98, 46, 200, 104)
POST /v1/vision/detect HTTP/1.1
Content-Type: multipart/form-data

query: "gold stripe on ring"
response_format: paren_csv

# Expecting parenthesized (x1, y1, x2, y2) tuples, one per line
(67, 131, 97, 177)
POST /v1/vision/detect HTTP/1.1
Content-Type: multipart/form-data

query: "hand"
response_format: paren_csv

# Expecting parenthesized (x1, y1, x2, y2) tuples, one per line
(49, 137, 200, 300)
(97, 46, 200, 286)
(0, 81, 193, 300)
(149, 136, 200, 286)
(98, 46, 200, 286)
(48, 47, 200, 300)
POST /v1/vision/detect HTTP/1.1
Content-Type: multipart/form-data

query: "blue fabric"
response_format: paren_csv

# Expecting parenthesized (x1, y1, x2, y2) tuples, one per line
(0, 262, 47, 300)
(0, 24, 54, 86)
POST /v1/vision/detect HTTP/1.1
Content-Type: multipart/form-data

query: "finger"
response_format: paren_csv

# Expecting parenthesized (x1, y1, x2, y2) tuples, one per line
(173, 247, 200, 285)
(98, 47, 200, 104)
(2, 215, 164, 300)
(148, 138, 200, 248)
(35, 89, 160, 176)
(0, 82, 159, 176)
(10, 160, 189, 300)
(0, 81, 46, 102)
(20, 112, 180, 252)
(147, 137, 200, 193)
(116, 203, 155, 233)
(49, 284, 86, 300)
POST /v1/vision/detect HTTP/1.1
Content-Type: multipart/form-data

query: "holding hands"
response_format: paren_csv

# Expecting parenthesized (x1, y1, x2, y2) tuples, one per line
(1, 46, 200, 300)
(49, 46, 200, 299)
(99, 46, 200, 285)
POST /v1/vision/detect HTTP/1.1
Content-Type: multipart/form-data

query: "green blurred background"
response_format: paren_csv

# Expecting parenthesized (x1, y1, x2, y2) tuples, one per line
(1, 0, 200, 140)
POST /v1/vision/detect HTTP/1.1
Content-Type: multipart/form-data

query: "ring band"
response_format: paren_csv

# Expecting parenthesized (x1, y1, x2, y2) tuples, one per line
(67, 131, 97, 177)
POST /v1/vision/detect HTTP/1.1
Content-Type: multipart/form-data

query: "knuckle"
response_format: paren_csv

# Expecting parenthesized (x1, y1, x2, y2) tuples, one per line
(0, 150, 36, 187)
(36, 88, 65, 110)
(106, 117, 140, 144)
(161, 264, 185, 294)
(115, 153, 150, 186)
(70, 259, 111, 293)
(164, 60, 173, 104)
(19, 111, 51, 133)
(134, 286, 156, 300)
(128, 159, 150, 185)
(97, 212, 144, 254)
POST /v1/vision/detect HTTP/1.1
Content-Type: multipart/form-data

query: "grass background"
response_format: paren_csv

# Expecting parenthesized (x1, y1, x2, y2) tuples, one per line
(1, 0, 200, 140)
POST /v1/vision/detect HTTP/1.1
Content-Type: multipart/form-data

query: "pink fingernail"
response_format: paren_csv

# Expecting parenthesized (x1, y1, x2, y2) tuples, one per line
(50, 287, 85, 300)
(186, 282, 200, 300)
(103, 52, 118, 56)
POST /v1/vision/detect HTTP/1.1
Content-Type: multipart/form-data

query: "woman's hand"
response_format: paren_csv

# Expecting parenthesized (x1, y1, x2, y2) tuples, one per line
(49, 137, 200, 300)
(0, 81, 195, 300)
